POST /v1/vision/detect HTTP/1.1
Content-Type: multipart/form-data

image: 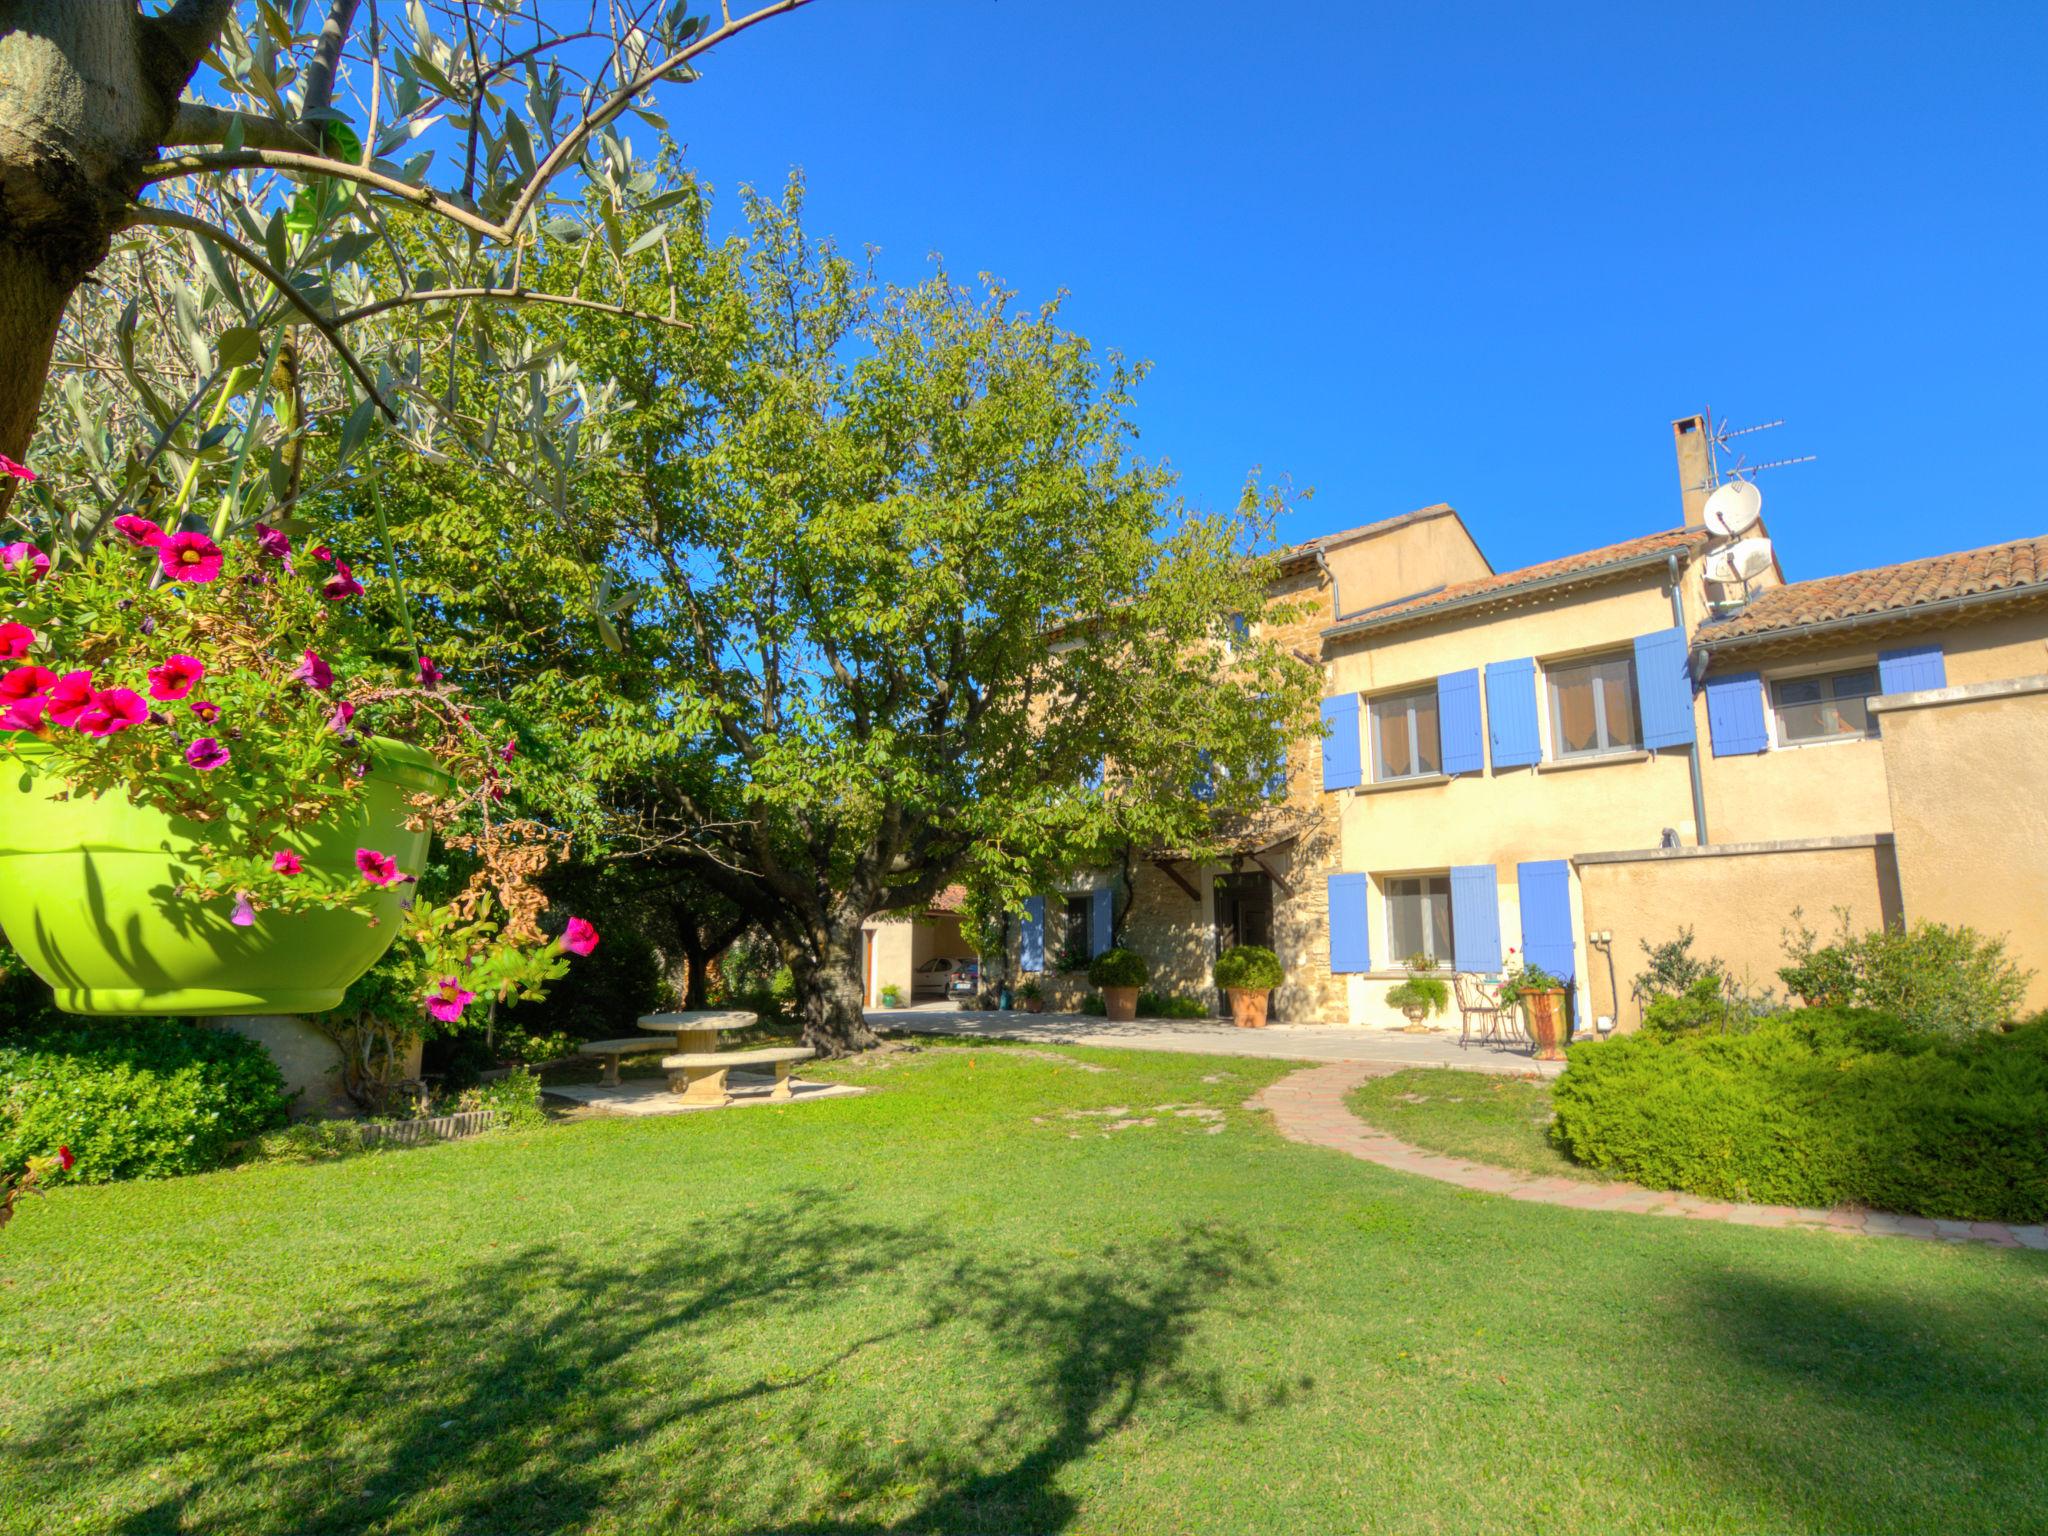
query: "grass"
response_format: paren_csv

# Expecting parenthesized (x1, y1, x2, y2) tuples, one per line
(1347, 1066, 1611, 1183)
(2, 1041, 2045, 1534)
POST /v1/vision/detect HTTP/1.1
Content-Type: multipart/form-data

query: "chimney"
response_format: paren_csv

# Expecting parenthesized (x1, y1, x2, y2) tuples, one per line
(1671, 413, 1714, 527)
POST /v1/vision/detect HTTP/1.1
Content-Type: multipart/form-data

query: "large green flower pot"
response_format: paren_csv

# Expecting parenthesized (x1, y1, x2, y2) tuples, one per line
(0, 740, 450, 1016)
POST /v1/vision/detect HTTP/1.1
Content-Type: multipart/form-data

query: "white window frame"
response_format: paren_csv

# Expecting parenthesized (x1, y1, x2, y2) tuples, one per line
(1543, 651, 1641, 761)
(1766, 662, 1882, 749)
(1367, 684, 1443, 783)
(1382, 872, 1455, 968)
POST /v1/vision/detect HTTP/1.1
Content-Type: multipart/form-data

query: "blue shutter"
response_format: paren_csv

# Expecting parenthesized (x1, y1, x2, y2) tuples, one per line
(1090, 886, 1113, 957)
(1438, 668, 1483, 775)
(1485, 658, 1541, 768)
(1192, 749, 1215, 803)
(1449, 864, 1502, 973)
(1633, 627, 1696, 749)
(1516, 860, 1576, 984)
(1320, 693, 1361, 790)
(1020, 896, 1045, 973)
(1879, 644, 1946, 694)
(1704, 671, 1769, 755)
(1328, 873, 1371, 974)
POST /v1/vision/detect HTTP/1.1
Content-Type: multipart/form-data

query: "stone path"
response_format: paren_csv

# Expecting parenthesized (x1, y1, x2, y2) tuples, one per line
(1252, 1061, 2048, 1253)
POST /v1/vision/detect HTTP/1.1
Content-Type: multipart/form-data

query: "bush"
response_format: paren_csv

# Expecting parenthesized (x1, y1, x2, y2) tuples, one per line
(1214, 945, 1283, 992)
(497, 924, 667, 1043)
(1780, 910, 2032, 1035)
(0, 1018, 291, 1183)
(879, 984, 904, 1008)
(1087, 947, 1149, 989)
(1137, 991, 1208, 1020)
(1551, 1008, 2048, 1221)
(1385, 977, 1449, 1017)
(1639, 976, 1765, 1039)
(1079, 993, 1107, 1016)
(456, 1068, 547, 1130)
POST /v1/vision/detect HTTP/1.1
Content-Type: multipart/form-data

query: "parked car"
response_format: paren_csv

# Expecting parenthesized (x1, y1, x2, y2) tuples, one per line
(946, 959, 980, 1002)
(913, 955, 974, 999)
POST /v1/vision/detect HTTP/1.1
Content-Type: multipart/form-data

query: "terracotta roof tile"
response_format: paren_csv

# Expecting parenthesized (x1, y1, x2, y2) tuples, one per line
(1702, 534, 2048, 645)
(930, 884, 967, 914)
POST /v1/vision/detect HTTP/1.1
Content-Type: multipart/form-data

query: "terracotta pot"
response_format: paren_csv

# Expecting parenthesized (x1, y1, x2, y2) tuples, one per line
(1522, 988, 1569, 1060)
(1102, 985, 1139, 1022)
(1020, 997, 1042, 1014)
(1227, 987, 1269, 1029)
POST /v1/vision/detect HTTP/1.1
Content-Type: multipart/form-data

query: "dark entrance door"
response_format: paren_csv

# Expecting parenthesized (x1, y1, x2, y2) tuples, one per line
(1214, 872, 1274, 955)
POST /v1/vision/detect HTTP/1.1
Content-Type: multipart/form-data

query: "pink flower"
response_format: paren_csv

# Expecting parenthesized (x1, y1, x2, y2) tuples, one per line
(1, 542, 48, 583)
(561, 917, 600, 957)
(254, 523, 291, 561)
(147, 654, 205, 701)
(424, 974, 476, 1024)
(111, 515, 167, 550)
(0, 454, 36, 483)
(0, 622, 33, 663)
(416, 654, 444, 688)
(189, 699, 222, 723)
(498, 736, 517, 763)
(326, 700, 356, 733)
(44, 671, 95, 729)
(271, 849, 303, 875)
(355, 848, 401, 886)
(310, 545, 334, 564)
(0, 695, 46, 733)
(75, 687, 147, 737)
(184, 736, 230, 770)
(230, 893, 256, 928)
(321, 561, 364, 601)
(289, 648, 333, 691)
(158, 531, 224, 584)
(0, 664, 52, 703)
(54, 1145, 73, 1171)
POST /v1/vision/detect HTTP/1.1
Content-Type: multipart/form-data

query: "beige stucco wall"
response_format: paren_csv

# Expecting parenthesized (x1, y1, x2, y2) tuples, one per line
(864, 918, 915, 1007)
(1874, 677, 2048, 1015)
(1575, 838, 1903, 1032)
(1319, 507, 1492, 616)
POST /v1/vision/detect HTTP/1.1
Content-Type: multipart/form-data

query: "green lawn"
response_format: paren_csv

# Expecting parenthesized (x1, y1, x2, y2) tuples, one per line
(4, 1042, 2046, 1535)
(1347, 1066, 1610, 1182)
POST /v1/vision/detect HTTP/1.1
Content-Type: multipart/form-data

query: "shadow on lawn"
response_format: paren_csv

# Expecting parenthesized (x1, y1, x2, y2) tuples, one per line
(8, 1195, 1280, 1535)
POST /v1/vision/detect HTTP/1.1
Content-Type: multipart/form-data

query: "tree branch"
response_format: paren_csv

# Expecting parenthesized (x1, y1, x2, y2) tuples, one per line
(332, 287, 693, 331)
(148, 0, 236, 80)
(137, 150, 508, 244)
(300, 0, 363, 121)
(165, 102, 322, 152)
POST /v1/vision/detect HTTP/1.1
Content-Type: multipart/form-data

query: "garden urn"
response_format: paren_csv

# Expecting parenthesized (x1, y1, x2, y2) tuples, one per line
(1227, 987, 1270, 1029)
(1102, 985, 1139, 1022)
(1522, 988, 1569, 1061)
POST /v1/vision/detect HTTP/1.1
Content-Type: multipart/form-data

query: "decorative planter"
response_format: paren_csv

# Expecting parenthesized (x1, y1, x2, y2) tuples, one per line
(1400, 1004, 1431, 1033)
(1227, 987, 1269, 1029)
(0, 739, 449, 1017)
(1019, 997, 1043, 1014)
(1102, 985, 1139, 1022)
(1521, 988, 1569, 1060)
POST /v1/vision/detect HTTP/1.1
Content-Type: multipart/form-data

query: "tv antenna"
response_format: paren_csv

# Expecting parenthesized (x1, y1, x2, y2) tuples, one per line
(1701, 410, 1817, 488)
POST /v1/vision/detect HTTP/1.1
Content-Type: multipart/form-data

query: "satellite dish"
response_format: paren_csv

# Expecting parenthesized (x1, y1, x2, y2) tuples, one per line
(1702, 549, 1741, 585)
(1727, 537, 1775, 581)
(1703, 478, 1763, 537)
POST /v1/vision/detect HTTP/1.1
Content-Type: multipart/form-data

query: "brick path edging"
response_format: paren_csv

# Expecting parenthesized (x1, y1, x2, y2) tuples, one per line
(1250, 1061, 2048, 1253)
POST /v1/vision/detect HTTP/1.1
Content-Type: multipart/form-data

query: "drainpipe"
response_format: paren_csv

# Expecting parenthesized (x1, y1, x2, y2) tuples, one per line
(1669, 552, 1710, 845)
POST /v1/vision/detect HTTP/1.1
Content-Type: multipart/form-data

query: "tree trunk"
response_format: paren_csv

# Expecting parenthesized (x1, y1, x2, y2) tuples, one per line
(786, 913, 879, 1058)
(679, 941, 711, 1009)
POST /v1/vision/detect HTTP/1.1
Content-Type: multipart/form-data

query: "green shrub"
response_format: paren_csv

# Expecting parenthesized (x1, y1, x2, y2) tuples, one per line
(1385, 977, 1449, 1016)
(1214, 945, 1282, 992)
(1079, 993, 1107, 1016)
(879, 984, 904, 1008)
(0, 1019, 291, 1183)
(1639, 976, 1765, 1039)
(1087, 947, 1149, 989)
(497, 925, 667, 1043)
(1137, 991, 1209, 1019)
(1778, 913, 2031, 1036)
(1552, 1009, 2048, 1221)
(456, 1068, 547, 1130)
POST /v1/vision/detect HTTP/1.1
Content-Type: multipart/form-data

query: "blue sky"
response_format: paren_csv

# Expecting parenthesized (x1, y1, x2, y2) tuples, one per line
(673, 1, 2046, 583)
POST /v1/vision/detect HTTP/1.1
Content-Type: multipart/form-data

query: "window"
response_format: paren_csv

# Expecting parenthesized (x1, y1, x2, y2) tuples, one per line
(1058, 896, 1092, 971)
(1384, 875, 1453, 966)
(1547, 654, 1640, 759)
(1771, 668, 1878, 745)
(1214, 872, 1274, 954)
(1369, 686, 1442, 781)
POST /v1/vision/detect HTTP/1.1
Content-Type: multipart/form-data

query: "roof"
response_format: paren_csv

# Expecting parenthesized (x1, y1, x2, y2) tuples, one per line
(1699, 534, 2048, 649)
(929, 884, 967, 914)
(1275, 503, 1491, 575)
(1323, 525, 1707, 639)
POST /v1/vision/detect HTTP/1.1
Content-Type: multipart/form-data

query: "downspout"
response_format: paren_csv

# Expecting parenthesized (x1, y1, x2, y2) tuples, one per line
(1313, 548, 1344, 622)
(1669, 552, 1710, 845)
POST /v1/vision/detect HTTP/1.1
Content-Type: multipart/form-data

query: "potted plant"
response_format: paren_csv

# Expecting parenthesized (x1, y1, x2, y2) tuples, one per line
(1498, 960, 1570, 1060)
(879, 983, 904, 1009)
(1017, 980, 1044, 1014)
(1086, 947, 1148, 1022)
(1385, 954, 1450, 1033)
(1214, 944, 1283, 1028)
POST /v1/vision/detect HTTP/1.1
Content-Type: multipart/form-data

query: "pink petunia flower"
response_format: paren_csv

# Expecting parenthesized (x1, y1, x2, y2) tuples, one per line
(230, 893, 256, 928)
(497, 736, 517, 763)
(111, 515, 167, 550)
(0, 454, 36, 483)
(271, 849, 303, 875)
(289, 648, 333, 691)
(0, 622, 35, 662)
(561, 917, 600, 956)
(0, 695, 46, 733)
(326, 700, 356, 733)
(189, 699, 222, 723)
(158, 531, 224, 585)
(1, 542, 49, 583)
(310, 545, 334, 564)
(44, 671, 95, 729)
(416, 654, 445, 687)
(321, 560, 364, 601)
(424, 974, 476, 1024)
(184, 736, 230, 770)
(254, 523, 292, 561)
(75, 687, 147, 737)
(147, 654, 205, 702)
(0, 664, 52, 703)
(355, 848, 401, 886)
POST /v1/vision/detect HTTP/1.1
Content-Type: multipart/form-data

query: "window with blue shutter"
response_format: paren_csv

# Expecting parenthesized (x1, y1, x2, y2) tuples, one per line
(1449, 864, 1502, 973)
(1704, 671, 1769, 755)
(1438, 668, 1484, 774)
(1328, 873, 1371, 974)
(1516, 860, 1576, 985)
(1020, 896, 1045, 972)
(1090, 886, 1113, 956)
(1878, 644, 1946, 695)
(1633, 627, 1696, 749)
(1320, 693, 1362, 791)
(1192, 749, 1216, 803)
(1485, 658, 1542, 767)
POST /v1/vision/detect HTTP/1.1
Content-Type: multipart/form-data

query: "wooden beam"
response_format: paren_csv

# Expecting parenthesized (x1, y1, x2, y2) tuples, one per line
(1247, 848, 1294, 898)
(1150, 858, 1201, 902)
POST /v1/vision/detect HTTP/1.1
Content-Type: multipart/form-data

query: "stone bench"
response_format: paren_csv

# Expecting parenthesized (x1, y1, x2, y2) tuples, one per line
(578, 1037, 669, 1085)
(662, 1045, 816, 1106)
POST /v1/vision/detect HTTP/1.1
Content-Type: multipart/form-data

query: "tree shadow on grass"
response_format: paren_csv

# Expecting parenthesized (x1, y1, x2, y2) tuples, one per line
(1657, 1260, 2048, 1535)
(6, 1198, 1282, 1535)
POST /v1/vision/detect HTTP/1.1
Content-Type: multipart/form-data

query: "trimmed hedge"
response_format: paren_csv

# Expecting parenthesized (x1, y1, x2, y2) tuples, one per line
(1214, 945, 1283, 992)
(1086, 947, 1148, 989)
(1, 1018, 291, 1183)
(1551, 1009, 2048, 1222)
